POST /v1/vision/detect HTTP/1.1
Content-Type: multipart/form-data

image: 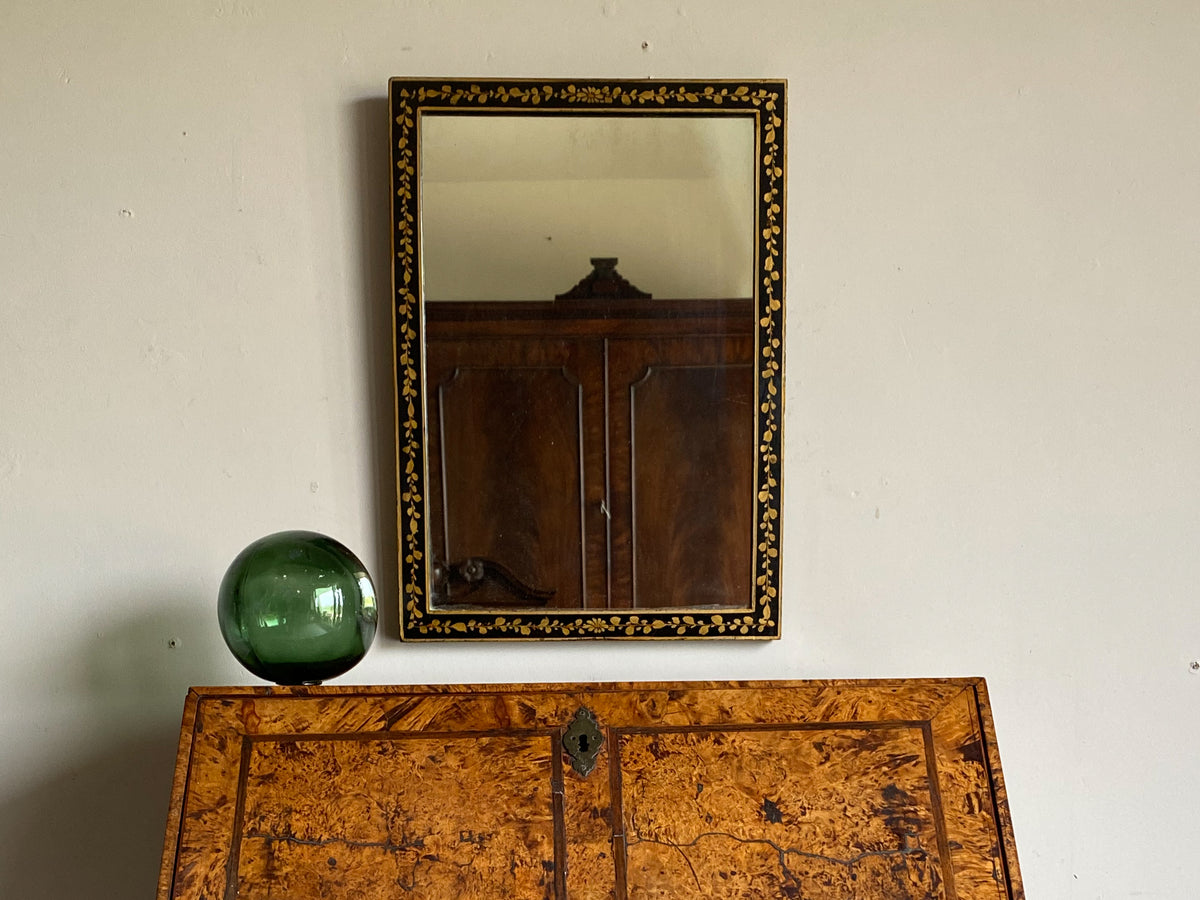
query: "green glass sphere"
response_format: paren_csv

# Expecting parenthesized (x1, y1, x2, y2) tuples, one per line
(217, 530, 378, 684)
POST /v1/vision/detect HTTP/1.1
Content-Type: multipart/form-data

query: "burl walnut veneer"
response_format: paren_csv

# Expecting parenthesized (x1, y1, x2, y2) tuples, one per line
(158, 679, 1022, 899)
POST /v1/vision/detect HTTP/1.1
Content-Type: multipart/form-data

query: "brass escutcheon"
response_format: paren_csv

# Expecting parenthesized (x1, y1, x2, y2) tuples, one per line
(562, 707, 604, 777)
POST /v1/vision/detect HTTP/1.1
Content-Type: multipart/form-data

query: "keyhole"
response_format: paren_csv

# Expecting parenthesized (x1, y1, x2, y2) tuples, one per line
(562, 706, 603, 777)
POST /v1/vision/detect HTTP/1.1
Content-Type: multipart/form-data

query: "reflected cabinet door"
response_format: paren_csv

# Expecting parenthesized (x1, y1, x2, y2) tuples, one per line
(159, 681, 1024, 899)
(607, 335, 755, 609)
(425, 336, 608, 609)
(424, 302, 756, 613)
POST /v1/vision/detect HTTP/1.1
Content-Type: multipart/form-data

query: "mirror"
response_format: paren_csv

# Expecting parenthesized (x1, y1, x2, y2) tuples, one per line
(390, 79, 785, 640)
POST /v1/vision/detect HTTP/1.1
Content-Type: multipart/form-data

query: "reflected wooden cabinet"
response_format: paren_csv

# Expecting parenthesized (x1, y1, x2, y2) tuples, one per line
(424, 299, 754, 610)
(158, 679, 1024, 899)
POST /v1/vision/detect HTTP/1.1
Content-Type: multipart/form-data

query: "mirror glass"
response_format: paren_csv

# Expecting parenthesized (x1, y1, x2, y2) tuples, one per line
(420, 115, 754, 301)
(390, 80, 785, 640)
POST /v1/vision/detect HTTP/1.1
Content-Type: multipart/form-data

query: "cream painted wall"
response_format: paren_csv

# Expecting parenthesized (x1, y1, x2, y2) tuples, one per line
(2, 2, 1197, 897)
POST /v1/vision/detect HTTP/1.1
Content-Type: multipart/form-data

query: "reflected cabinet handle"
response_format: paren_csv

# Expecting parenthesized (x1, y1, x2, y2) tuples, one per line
(432, 556, 556, 607)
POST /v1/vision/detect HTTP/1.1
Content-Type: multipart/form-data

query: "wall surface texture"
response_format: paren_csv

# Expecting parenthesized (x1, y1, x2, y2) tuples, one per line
(2, 2, 1197, 897)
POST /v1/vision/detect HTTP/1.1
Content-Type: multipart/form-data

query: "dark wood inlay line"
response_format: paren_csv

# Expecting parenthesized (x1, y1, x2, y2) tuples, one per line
(222, 736, 253, 900)
(609, 727, 628, 899)
(613, 719, 929, 737)
(602, 337, 613, 610)
(549, 733, 568, 899)
(921, 719, 958, 900)
(244, 727, 558, 743)
(971, 683, 1018, 900)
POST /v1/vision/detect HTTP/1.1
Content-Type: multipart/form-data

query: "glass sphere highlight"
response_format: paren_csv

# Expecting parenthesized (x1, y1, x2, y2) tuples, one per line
(217, 530, 378, 684)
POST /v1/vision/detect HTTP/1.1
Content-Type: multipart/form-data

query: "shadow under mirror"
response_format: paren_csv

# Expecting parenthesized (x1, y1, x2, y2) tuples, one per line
(391, 80, 785, 640)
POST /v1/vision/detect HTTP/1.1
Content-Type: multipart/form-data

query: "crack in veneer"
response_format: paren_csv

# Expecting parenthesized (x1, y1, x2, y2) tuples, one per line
(625, 829, 932, 892)
(243, 830, 433, 852)
(240, 830, 549, 895)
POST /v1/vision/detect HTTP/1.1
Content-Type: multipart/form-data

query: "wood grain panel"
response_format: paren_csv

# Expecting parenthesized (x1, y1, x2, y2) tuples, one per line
(425, 336, 606, 608)
(438, 366, 583, 601)
(630, 362, 754, 608)
(166, 700, 254, 900)
(234, 735, 558, 899)
(929, 686, 1017, 900)
(186, 681, 973, 737)
(608, 336, 755, 609)
(562, 739, 618, 899)
(160, 680, 1023, 900)
(618, 726, 944, 898)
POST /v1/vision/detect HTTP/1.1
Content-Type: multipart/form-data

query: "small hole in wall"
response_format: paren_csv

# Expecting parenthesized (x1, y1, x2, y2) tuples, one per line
(168, 638, 180, 649)
(641, 41, 651, 50)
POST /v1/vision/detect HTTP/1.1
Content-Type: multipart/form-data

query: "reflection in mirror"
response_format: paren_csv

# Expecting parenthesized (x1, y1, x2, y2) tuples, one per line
(420, 116, 754, 301)
(390, 80, 785, 640)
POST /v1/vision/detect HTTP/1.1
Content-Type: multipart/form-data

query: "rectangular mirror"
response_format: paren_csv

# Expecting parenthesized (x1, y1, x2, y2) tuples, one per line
(390, 79, 785, 639)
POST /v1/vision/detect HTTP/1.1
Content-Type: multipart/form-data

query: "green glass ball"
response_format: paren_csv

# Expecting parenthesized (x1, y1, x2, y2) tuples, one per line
(217, 531, 378, 684)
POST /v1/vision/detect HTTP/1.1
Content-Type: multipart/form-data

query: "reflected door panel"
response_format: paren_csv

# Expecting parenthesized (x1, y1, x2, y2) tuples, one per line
(608, 337, 755, 609)
(425, 337, 607, 609)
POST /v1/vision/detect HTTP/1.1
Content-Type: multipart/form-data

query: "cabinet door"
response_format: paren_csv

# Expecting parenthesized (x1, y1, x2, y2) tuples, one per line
(160, 681, 1024, 900)
(425, 337, 607, 608)
(606, 335, 755, 609)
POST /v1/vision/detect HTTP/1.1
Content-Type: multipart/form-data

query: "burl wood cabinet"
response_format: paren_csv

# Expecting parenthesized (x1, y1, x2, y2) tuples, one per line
(424, 299, 754, 610)
(158, 679, 1023, 899)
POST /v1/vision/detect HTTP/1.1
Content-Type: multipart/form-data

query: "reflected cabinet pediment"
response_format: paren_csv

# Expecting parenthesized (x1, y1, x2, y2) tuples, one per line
(390, 78, 786, 640)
